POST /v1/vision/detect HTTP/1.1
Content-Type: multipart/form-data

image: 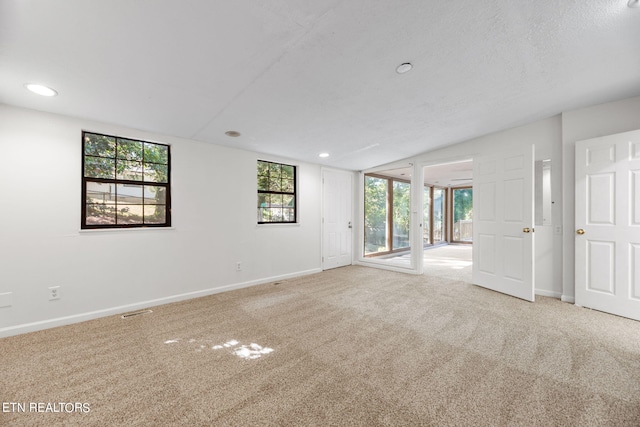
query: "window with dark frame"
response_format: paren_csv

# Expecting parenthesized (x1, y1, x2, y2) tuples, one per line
(81, 131, 171, 229)
(257, 160, 297, 224)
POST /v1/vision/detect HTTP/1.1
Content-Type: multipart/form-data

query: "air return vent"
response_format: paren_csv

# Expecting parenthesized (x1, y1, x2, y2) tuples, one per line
(121, 309, 153, 319)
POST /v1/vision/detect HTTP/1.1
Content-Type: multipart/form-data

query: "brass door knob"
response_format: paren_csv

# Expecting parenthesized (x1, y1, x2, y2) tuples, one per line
(576, 229, 585, 235)
(523, 227, 531, 233)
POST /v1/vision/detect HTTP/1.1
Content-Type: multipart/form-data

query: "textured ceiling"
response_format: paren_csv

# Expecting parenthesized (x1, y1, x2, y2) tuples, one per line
(1, 1, 639, 171)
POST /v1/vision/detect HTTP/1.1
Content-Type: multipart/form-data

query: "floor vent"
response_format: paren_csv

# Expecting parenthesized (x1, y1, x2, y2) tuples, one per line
(121, 309, 153, 319)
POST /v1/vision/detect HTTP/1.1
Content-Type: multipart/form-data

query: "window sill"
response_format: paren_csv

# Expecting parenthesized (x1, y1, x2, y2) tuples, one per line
(79, 227, 175, 234)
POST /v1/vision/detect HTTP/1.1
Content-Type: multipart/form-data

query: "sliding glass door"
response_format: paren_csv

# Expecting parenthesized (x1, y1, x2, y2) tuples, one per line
(452, 187, 473, 243)
(432, 188, 446, 244)
(364, 174, 411, 257)
(392, 181, 410, 250)
(364, 176, 388, 255)
(423, 186, 431, 245)
(422, 185, 447, 246)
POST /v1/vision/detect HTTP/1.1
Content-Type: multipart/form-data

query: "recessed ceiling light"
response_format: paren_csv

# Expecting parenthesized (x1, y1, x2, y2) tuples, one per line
(25, 83, 57, 97)
(629, 0, 639, 7)
(396, 62, 413, 74)
(225, 131, 241, 137)
(319, 153, 330, 158)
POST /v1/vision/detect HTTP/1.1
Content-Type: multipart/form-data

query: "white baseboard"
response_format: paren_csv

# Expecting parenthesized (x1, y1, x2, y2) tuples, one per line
(0, 268, 322, 339)
(561, 295, 575, 304)
(535, 289, 562, 299)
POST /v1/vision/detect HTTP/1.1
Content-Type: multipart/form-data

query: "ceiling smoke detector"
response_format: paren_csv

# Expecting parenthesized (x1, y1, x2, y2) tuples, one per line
(225, 131, 241, 137)
(396, 62, 413, 74)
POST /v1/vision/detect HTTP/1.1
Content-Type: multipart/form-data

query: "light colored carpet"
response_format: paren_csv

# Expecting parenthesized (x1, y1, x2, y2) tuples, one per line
(423, 244, 472, 282)
(1, 264, 639, 426)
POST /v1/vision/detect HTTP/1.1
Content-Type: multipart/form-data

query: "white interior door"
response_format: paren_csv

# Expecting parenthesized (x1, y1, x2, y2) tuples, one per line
(472, 145, 535, 301)
(575, 130, 640, 321)
(322, 169, 353, 270)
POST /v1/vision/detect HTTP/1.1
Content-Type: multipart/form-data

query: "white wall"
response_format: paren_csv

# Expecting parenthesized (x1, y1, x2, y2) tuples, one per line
(0, 105, 322, 337)
(561, 95, 640, 301)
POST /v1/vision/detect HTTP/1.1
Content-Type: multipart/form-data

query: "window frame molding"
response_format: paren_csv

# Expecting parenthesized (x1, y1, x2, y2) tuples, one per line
(81, 130, 172, 230)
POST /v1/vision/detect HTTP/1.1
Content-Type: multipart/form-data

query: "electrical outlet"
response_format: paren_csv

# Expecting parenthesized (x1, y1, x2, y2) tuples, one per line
(49, 286, 60, 301)
(236, 262, 242, 271)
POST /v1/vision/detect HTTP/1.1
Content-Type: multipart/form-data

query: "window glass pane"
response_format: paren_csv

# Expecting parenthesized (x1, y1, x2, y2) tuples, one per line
(392, 181, 411, 250)
(144, 142, 169, 165)
(143, 163, 168, 183)
(269, 178, 282, 192)
(282, 165, 294, 179)
(453, 188, 473, 242)
(282, 208, 294, 221)
(282, 195, 294, 207)
(258, 208, 269, 222)
(271, 194, 283, 207)
(85, 156, 115, 179)
(364, 176, 388, 255)
(258, 176, 269, 191)
(144, 185, 166, 204)
(281, 179, 294, 193)
(144, 205, 166, 224)
(269, 163, 281, 177)
(257, 161, 270, 177)
(86, 204, 116, 225)
(116, 205, 143, 224)
(116, 184, 143, 204)
(116, 160, 143, 181)
(269, 207, 283, 221)
(84, 133, 115, 157)
(86, 181, 116, 225)
(86, 181, 115, 204)
(116, 138, 143, 160)
(258, 193, 269, 208)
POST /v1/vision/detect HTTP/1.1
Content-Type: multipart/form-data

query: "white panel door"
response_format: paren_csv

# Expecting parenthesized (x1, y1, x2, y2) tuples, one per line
(472, 146, 535, 301)
(322, 169, 353, 270)
(575, 129, 640, 321)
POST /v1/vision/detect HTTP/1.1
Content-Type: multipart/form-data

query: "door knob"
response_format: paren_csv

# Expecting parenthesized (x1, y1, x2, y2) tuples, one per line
(523, 227, 531, 233)
(576, 229, 585, 235)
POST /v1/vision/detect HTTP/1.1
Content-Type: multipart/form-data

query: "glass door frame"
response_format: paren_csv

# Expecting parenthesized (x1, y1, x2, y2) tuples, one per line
(423, 184, 448, 247)
(357, 163, 423, 274)
(450, 186, 473, 244)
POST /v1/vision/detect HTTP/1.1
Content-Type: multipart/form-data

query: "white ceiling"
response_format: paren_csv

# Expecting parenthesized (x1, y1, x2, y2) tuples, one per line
(1, 1, 639, 171)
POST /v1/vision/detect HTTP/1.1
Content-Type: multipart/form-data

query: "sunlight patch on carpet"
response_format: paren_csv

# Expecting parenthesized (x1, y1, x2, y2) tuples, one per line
(232, 343, 274, 360)
(164, 338, 274, 359)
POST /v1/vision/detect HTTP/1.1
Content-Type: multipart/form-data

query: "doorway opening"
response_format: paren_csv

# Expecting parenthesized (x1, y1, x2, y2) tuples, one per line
(360, 160, 473, 272)
(422, 160, 474, 276)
